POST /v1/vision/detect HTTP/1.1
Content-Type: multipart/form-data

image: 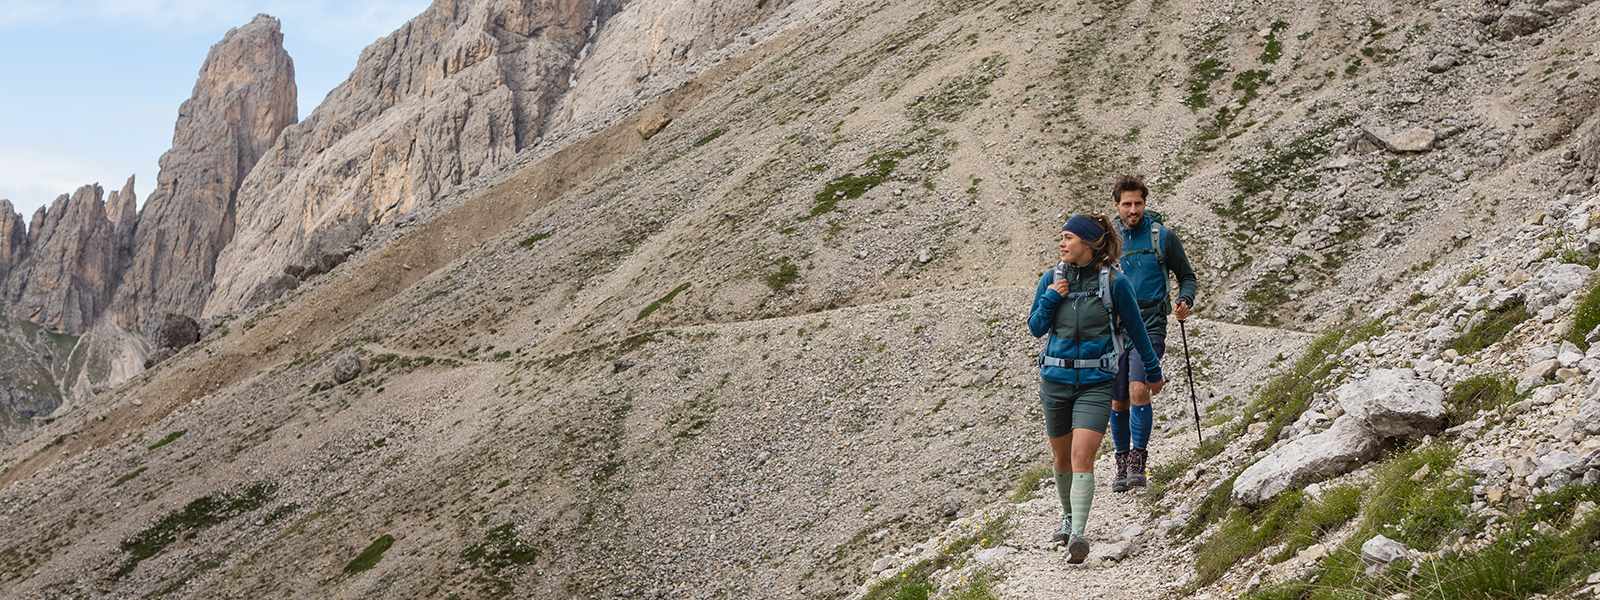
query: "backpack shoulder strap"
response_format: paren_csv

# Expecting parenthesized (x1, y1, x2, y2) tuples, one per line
(1150, 220, 1165, 269)
(1098, 268, 1116, 326)
(1099, 266, 1126, 372)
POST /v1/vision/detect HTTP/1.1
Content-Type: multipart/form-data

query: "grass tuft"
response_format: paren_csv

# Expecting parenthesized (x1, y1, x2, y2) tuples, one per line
(863, 511, 1010, 600)
(110, 466, 147, 488)
(1184, 58, 1228, 109)
(116, 482, 276, 577)
(1443, 374, 1518, 426)
(1273, 485, 1361, 562)
(1194, 492, 1304, 586)
(1009, 465, 1052, 503)
(1568, 276, 1600, 350)
(636, 283, 692, 321)
(765, 258, 800, 291)
(460, 523, 541, 597)
(1183, 474, 1238, 537)
(945, 570, 999, 600)
(1450, 299, 1530, 355)
(518, 230, 553, 249)
(809, 150, 906, 218)
(148, 430, 186, 450)
(1253, 484, 1600, 600)
(1261, 21, 1288, 64)
(343, 534, 395, 575)
(692, 128, 726, 148)
(1245, 321, 1383, 450)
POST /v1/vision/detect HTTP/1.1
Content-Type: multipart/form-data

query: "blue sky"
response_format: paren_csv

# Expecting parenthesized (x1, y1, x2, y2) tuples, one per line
(0, 0, 431, 219)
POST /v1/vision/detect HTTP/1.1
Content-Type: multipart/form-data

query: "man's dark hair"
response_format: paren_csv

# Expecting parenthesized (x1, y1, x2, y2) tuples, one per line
(1112, 175, 1148, 202)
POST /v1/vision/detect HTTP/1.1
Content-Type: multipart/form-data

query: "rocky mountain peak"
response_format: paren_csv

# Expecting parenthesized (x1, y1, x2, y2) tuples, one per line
(204, 0, 619, 316)
(0, 199, 25, 283)
(110, 12, 297, 335)
(104, 175, 139, 281)
(3, 184, 120, 334)
(11, 1, 1600, 597)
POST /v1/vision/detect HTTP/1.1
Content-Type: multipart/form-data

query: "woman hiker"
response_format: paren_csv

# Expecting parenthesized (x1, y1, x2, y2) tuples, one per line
(1026, 214, 1165, 564)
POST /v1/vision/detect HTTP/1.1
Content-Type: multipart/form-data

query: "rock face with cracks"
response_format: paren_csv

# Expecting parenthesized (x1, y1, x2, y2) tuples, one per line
(1235, 370, 1446, 505)
(204, 0, 613, 316)
(1336, 368, 1447, 439)
(1232, 415, 1384, 506)
(110, 14, 297, 337)
(2, 183, 135, 334)
(205, 0, 797, 316)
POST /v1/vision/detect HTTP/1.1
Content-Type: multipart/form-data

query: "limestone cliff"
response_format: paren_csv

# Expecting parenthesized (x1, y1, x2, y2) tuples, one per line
(0, 200, 25, 283)
(206, 0, 618, 315)
(111, 14, 297, 335)
(3, 185, 120, 334)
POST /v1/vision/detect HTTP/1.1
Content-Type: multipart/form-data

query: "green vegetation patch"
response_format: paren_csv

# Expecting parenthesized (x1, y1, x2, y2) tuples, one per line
(636, 283, 692, 321)
(111, 466, 147, 488)
(1183, 474, 1239, 538)
(1444, 374, 1518, 426)
(864, 511, 1010, 600)
(1261, 20, 1288, 64)
(461, 523, 541, 598)
(1194, 491, 1304, 586)
(1251, 483, 1596, 600)
(1009, 465, 1053, 503)
(945, 571, 999, 600)
(1381, 158, 1414, 188)
(148, 430, 187, 451)
(1569, 276, 1600, 350)
(116, 482, 277, 577)
(1357, 447, 1474, 551)
(1559, 247, 1600, 269)
(1232, 69, 1270, 106)
(1273, 485, 1362, 562)
(1450, 299, 1530, 355)
(810, 149, 906, 218)
(1229, 118, 1348, 199)
(518, 229, 554, 249)
(1184, 57, 1229, 109)
(343, 534, 395, 575)
(1244, 321, 1383, 450)
(765, 258, 800, 291)
(1241, 275, 1292, 326)
(1264, 446, 1471, 598)
(692, 128, 726, 148)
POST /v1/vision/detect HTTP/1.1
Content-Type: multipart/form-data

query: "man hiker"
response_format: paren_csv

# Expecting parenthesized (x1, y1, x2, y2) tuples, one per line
(1028, 213, 1165, 563)
(1107, 175, 1199, 492)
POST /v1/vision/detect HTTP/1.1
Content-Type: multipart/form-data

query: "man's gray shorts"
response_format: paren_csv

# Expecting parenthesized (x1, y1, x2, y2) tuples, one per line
(1113, 338, 1166, 401)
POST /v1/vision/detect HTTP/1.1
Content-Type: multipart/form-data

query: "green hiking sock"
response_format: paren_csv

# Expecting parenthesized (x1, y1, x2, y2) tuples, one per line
(1070, 472, 1095, 535)
(1054, 471, 1073, 526)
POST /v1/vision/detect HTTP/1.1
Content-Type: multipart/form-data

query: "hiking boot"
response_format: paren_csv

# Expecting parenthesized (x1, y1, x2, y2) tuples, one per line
(1112, 451, 1131, 493)
(1066, 535, 1091, 564)
(1128, 448, 1149, 488)
(1051, 520, 1071, 545)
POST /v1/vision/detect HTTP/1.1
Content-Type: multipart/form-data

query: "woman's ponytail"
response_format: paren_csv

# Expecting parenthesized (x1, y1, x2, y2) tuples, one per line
(1090, 214, 1121, 269)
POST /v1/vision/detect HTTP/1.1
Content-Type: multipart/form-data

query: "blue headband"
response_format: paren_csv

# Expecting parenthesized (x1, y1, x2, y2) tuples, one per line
(1061, 215, 1105, 243)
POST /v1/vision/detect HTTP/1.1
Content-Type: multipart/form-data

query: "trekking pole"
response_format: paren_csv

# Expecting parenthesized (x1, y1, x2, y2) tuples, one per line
(1179, 319, 1203, 446)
